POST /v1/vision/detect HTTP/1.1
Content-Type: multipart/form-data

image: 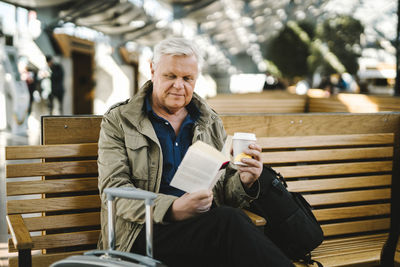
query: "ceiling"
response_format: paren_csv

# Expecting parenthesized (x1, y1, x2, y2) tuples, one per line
(1, 0, 397, 74)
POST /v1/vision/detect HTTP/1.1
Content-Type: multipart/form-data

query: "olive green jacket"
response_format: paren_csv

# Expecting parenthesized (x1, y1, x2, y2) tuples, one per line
(97, 80, 259, 252)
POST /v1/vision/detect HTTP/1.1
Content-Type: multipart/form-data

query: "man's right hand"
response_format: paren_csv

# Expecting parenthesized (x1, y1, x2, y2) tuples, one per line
(170, 189, 213, 221)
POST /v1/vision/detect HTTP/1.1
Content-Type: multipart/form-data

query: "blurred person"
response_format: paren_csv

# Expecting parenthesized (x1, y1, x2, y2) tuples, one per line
(319, 76, 334, 95)
(20, 64, 38, 115)
(46, 55, 64, 114)
(98, 37, 322, 267)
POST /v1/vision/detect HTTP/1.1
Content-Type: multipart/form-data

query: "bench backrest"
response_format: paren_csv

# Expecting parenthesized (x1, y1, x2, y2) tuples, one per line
(40, 113, 399, 239)
(221, 113, 400, 239)
(308, 92, 400, 113)
(6, 116, 102, 267)
(206, 91, 307, 113)
(206, 90, 400, 114)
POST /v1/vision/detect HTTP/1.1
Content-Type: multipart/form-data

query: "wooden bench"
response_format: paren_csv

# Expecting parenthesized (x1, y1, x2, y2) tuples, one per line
(5, 115, 265, 267)
(6, 113, 400, 266)
(206, 91, 307, 113)
(6, 116, 103, 267)
(307, 90, 400, 113)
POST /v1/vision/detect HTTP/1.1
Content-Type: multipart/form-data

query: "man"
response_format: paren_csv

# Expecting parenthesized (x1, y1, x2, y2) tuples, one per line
(98, 37, 295, 266)
(46, 55, 64, 115)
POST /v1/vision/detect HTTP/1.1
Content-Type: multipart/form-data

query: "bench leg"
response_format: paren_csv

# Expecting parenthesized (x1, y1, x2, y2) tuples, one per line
(381, 234, 399, 266)
(18, 249, 32, 267)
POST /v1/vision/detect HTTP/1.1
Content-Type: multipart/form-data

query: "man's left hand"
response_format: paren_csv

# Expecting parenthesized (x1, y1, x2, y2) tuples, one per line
(237, 143, 263, 188)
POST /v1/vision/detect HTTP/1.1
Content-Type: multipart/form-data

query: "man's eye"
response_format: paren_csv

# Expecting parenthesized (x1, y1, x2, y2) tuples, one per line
(165, 75, 175, 79)
(184, 77, 193, 82)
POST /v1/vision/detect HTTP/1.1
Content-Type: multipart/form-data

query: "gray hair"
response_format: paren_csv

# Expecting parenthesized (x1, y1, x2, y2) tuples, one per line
(152, 37, 203, 71)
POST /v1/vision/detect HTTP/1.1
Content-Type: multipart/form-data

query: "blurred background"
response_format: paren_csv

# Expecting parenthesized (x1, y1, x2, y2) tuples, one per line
(0, 0, 397, 138)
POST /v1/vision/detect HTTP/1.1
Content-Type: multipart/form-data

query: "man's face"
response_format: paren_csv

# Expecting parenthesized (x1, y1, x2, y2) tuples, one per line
(151, 54, 198, 114)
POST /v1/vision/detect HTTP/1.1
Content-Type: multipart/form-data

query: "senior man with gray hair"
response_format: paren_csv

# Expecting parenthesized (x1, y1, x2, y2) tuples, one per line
(97, 37, 295, 266)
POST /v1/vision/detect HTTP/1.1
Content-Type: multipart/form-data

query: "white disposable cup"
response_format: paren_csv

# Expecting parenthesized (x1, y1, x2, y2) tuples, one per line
(232, 132, 257, 166)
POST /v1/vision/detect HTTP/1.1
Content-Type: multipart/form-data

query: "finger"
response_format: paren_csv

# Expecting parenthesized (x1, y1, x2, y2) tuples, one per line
(197, 201, 212, 213)
(197, 206, 210, 213)
(240, 157, 262, 168)
(248, 143, 262, 152)
(243, 148, 261, 161)
(198, 194, 213, 206)
(241, 160, 263, 169)
(191, 189, 213, 199)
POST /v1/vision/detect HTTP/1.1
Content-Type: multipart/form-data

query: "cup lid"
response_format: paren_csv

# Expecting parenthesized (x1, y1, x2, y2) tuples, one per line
(232, 132, 256, 140)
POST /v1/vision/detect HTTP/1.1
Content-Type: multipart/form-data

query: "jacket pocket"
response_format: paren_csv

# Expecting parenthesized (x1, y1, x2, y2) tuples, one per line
(124, 133, 150, 189)
(115, 217, 136, 252)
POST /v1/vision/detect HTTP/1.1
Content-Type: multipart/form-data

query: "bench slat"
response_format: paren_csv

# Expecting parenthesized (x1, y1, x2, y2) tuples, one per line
(287, 175, 392, 192)
(8, 230, 100, 252)
(215, 107, 305, 113)
(7, 195, 100, 214)
(315, 250, 381, 267)
(207, 99, 306, 113)
(8, 251, 88, 267)
(209, 101, 305, 106)
(316, 233, 387, 248)
(313, 242, 385, 256)
(313, 203, 390, 221)
(7, 178, 99, 196)
(305, 188, 390, 206)
(5, 143, 98, 160)
(211, 107, 305, 113)
(41, 116, 102, 145)
(6, 160, 98, 178)
(275, 161, 392, 178)
(257, 133, 394, 149)
(262, 147, 393, 164)
(321, 218, 390, 237)
(23, 212, 100, 231)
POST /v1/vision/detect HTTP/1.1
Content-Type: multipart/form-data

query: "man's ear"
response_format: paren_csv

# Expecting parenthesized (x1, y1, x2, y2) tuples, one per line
(150, 61, 155, 81)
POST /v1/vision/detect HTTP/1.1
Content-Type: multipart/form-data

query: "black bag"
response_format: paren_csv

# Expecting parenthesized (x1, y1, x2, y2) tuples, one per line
(248, 166, 324, 266)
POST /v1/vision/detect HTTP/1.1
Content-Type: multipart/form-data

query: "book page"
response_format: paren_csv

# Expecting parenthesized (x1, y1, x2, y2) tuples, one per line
(209, 169, 224, 190)
(170, 141, 226, 193)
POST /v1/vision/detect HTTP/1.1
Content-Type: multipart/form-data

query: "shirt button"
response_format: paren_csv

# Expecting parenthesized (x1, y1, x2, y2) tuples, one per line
(175, 142, 178, 146)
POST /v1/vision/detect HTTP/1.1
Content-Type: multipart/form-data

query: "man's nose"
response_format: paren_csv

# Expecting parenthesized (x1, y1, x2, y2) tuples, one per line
(173, 78, 184, 89)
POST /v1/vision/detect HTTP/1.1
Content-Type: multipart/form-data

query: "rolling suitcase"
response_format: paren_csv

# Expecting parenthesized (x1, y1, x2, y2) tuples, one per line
(50, 187, 166, 267)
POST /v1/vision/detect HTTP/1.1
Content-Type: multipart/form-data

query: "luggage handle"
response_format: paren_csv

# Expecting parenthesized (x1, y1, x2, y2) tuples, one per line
(104, 187, 158, 258)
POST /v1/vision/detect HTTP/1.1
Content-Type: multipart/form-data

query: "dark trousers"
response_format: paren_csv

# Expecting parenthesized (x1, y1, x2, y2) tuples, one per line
(131, 205, 293, 267)
(48, 92, 64, 115)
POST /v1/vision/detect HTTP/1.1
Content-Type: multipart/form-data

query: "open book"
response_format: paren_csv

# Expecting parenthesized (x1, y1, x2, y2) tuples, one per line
(170, 137, 232, 193)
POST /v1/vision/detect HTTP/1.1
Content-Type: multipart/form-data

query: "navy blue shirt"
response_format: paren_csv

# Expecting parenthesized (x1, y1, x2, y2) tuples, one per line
(145, 94, 200, 197)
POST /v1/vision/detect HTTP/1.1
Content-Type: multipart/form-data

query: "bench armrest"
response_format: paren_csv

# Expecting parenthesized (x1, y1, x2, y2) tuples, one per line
(7, 214, 33, 250)
(242, 209, 267, 227)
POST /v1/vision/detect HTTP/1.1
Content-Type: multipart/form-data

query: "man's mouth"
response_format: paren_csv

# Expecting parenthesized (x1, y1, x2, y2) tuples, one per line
(169, 93, 184, 97)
